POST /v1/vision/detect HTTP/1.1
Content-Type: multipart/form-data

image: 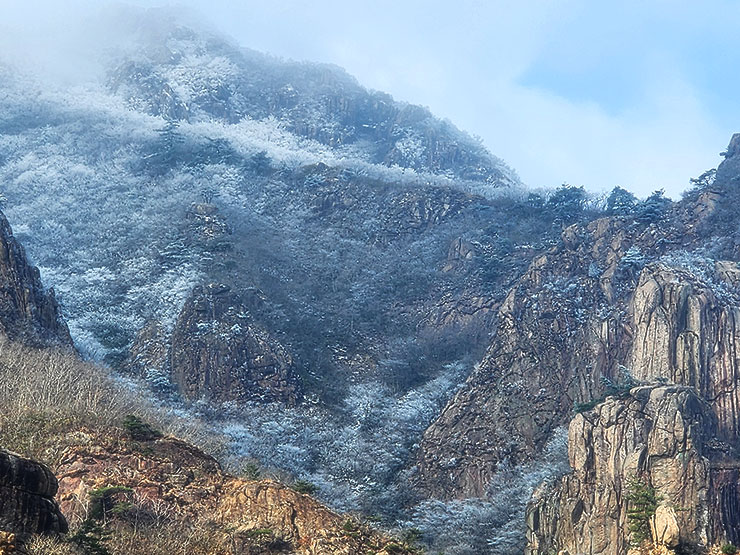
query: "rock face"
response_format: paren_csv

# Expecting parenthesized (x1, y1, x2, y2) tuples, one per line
(416, 138, 740, 550)
(418, 217, 665, 498)
(55, 432, 409, 554)
(418, 201, 740, 500)
(128, 283, 301, 404)
(628, 263, 740, 444)
(0, 448, 67, 541)
(525, 385, 740, 554)
(170, 283, 300, 404)
(0, 212, 71, 347)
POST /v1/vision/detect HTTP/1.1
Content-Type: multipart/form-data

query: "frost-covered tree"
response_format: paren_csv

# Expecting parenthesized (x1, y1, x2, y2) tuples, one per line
(606, 186, 637, 216)
(635, 189, 671, 223)
(546, 184, 587, 226)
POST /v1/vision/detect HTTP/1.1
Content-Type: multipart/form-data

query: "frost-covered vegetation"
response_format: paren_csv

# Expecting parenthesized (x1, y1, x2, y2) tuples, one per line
(0, 12, 630, 552)
(407, 429, 569, 555)
(220, 362, 468, 515)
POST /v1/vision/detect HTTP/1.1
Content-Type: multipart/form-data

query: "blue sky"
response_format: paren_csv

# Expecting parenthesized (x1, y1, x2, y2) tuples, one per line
(2, 0, 738, 197)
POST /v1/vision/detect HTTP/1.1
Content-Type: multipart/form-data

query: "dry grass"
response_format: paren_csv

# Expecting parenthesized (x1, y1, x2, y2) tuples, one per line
(25, 521, 269, 555)
(0, 338, 228, 467)
(0, 339, 401, 554)
(24, 535, 78, 554)
(0, 339, 135, 463)
(0, 338, 244, 554)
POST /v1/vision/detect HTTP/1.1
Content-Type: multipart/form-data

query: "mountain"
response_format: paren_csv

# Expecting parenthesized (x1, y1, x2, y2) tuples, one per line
(0, 204, 414, 554)
(106, 19, 517, 187)
(417, 135, 740, 552)
(0, 9, 548, 552)
(5, 6, 740, 554)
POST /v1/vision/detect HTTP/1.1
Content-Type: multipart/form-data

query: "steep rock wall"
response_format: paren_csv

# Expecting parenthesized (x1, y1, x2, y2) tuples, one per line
(418, 208, 740, 500)
(55, 432, 409, 554)
(629, 263, 740, 442)
(525, 385, 739, 554)
(0, 212, 71, 347)
(127, 283, 301, 404)
(417, 218, 669, 498)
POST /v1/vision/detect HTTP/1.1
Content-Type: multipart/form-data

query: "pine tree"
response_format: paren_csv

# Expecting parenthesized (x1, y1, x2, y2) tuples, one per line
(626, 477, 660, 545)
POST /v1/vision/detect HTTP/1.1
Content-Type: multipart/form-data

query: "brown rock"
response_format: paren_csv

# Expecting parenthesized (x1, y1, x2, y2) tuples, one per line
(651, 505, 680, 547)
(168, 283, 301, 404)
(418, 204, 740, 501)
(0, 448, 67, 541)
(524, 385, 737, 554)
(0, 212, 71, 347)
(55, 433, 407, 554)
(628, 263, 740, 443)
(417, 217, 657, 498)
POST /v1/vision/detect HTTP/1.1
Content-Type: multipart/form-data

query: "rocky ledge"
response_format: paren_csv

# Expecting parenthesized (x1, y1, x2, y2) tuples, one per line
(0, 448, 67, 543)
(55, 431, 411, 554)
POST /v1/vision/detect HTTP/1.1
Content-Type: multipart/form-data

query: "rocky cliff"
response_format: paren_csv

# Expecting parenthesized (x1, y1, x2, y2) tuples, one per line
(53, 430, 412, 554)
(417, 182, 740, 499)
(628, 262, 740, 443)
(418, 136, 740, 550)
(0, 212, 70, 347)
(525, 385, 739, 554)
(417, 216, 670, 498)
(0, 449, 67, 543)
(127, 283, 301, 404)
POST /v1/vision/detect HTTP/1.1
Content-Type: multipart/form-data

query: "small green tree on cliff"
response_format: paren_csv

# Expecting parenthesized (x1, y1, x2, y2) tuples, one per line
(626, 476, 660, 545)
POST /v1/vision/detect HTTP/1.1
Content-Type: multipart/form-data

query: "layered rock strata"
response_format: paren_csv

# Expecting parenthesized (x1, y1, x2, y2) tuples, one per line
(0, 449, 67, 542)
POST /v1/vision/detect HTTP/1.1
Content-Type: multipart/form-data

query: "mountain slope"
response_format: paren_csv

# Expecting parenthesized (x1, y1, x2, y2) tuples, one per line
(0, 13, 547, 552)
(0, 205, 415, 554)
(8, 8, 731, 553)
(106, 17, 518, 187)
(417, 136, 740, 552)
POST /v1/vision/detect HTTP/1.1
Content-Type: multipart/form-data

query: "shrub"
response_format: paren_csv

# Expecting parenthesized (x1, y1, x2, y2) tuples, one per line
(601, 366, 639, 399)
(241, 461, 261, 480)
(722, 544, 739, 555)
(573, 399, 601, 413)
(88, 486, 134, 521)
(243, 528, 272, 539)
(122, 415, 162, 441)
(401, 527, 423, 546)
(25, 534, 78, 555)
(68, 520, 111, 555)
(291, 480, 318, 495)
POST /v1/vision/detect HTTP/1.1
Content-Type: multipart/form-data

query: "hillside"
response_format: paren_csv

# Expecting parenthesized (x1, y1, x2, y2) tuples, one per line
(0, 11, 577, 551)
(418, 136, 740, 552)
(0, 206, 416, 554)
(4, 6, 740, 554)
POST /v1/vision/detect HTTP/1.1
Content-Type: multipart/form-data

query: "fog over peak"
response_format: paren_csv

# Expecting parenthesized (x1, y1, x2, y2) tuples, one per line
(1, 0, 735, 196)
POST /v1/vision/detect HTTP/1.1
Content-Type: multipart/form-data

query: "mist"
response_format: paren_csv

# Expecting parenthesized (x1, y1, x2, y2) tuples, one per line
(1, 0, 732, 196)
